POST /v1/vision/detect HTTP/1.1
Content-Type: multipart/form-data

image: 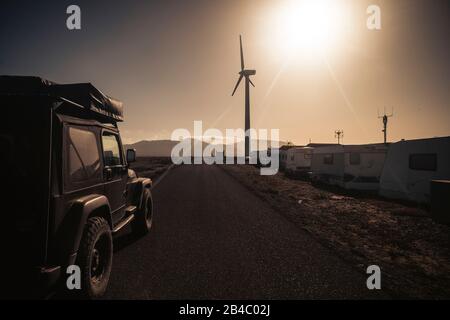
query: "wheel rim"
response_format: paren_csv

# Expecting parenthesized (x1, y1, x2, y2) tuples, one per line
(90, 234, 110, 284)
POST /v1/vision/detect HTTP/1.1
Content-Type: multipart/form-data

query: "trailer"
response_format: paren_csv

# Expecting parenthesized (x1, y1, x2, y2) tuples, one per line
(310, 144, 388, 191)
(285, 147, 314, 177)
(279, 145, 298, 171)
(379, 137, 450, 203)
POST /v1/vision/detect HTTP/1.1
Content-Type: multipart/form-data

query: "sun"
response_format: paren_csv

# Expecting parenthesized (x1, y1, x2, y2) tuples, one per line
(274, 0, 346, 57)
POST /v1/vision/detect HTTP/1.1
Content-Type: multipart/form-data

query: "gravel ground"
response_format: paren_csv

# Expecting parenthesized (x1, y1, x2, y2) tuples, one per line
(221, 164, 450, 299)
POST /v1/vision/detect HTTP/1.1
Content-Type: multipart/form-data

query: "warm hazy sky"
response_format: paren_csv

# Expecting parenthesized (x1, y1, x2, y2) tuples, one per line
(1, 0, 449, 145)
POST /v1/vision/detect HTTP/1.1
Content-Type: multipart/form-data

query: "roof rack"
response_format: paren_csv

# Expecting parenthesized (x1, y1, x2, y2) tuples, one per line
(0, 75, 124, 122)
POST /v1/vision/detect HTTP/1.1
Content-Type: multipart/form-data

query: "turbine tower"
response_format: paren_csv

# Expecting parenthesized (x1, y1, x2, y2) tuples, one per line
(231, 35, 256, 160)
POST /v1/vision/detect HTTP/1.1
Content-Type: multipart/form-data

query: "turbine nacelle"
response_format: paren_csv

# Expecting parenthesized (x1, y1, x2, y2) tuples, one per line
(239, 70, 256, 76)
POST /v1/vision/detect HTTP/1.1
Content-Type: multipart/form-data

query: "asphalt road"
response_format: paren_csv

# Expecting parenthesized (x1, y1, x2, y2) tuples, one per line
(104, 164, 385, 299)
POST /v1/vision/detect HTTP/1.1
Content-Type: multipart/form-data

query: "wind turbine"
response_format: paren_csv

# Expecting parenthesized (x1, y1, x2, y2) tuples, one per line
(231, 35, 256, 160)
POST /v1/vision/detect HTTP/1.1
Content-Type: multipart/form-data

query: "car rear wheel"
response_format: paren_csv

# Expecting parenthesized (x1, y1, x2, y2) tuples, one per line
(132, 188, 153, 236)
(76, 216, 113, 299)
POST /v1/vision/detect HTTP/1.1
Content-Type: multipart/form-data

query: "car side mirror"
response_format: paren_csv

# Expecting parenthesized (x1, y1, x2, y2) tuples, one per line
(126, 148, 136, 163)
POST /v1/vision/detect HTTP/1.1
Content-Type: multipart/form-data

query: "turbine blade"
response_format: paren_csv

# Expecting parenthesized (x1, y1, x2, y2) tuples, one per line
(231, 75, 243, 96)
(240, 35, 245, 70)
(249, 78, 255, 87)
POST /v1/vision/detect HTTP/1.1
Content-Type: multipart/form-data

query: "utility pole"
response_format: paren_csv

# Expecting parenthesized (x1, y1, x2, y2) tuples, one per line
(378, 107, 394, 144)
(335, 130, 344, 145)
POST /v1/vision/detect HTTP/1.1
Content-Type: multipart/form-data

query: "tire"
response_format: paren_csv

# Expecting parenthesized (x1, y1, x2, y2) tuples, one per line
(132, 188, 153, 236)
(76, 217, 113, 299)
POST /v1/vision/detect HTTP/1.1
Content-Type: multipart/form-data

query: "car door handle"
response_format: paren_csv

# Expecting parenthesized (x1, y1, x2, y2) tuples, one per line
(104, 168, 113, 180)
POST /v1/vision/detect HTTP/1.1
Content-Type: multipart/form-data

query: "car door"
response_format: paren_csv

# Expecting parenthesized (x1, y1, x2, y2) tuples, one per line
(101, 130, 128, 223)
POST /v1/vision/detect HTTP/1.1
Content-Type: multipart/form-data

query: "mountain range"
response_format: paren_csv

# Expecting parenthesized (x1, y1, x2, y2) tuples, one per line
(125, 139, 288, 157)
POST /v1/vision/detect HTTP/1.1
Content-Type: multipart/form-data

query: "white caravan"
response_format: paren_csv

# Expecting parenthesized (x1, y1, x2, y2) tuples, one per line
(379, 137, 450, 203)
(310, 144, 388, 190)
(285, 147, 314, 176)
(279, 145, 298, 171)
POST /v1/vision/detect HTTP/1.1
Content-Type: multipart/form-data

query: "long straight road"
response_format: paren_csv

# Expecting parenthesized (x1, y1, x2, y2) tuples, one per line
(105, 165, 385, 299)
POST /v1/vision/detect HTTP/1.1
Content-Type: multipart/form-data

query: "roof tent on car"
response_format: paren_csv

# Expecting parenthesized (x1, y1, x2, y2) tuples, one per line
(0, 75, 124, 122)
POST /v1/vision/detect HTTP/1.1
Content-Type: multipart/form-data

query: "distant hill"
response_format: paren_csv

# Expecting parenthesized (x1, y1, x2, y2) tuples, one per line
(125, 139, 209, 157)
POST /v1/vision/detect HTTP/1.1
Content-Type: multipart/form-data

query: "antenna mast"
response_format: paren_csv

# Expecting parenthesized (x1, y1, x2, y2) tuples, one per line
(335, 130, 344, 145)
(378, 107, 394, 144)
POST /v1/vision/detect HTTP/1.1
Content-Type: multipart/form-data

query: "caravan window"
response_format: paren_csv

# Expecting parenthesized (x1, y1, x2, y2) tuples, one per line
(409, 153, 437, 171)
(323, 154, 334, 165)
(349, 153, 361, 165)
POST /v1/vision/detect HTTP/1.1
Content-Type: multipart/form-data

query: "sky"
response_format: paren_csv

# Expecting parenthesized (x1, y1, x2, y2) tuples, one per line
(1, 0, 449, 145)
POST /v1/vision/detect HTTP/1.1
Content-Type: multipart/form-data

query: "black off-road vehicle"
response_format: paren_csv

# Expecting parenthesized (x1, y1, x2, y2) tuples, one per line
(0, 76, 153, 299)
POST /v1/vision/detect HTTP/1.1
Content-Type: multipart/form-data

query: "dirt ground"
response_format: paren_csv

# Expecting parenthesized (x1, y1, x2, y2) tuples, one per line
(221, 164, 450, 299)
(130, 157, 172, 182)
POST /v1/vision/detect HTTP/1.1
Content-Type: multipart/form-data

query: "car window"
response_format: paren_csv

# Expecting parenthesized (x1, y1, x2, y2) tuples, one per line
(102, 132, 122, 166)
(68, 127, 101, 184)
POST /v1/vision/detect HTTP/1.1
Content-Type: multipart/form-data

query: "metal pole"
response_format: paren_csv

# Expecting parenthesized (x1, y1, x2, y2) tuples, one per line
(245, 77, 250, 159)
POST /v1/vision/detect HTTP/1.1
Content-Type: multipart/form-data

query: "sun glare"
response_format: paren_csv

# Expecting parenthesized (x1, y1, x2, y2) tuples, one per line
(274, 0, 346, 57)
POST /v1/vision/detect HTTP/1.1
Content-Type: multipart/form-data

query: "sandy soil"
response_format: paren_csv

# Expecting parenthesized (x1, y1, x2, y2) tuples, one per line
(221, 164, 450, 299)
